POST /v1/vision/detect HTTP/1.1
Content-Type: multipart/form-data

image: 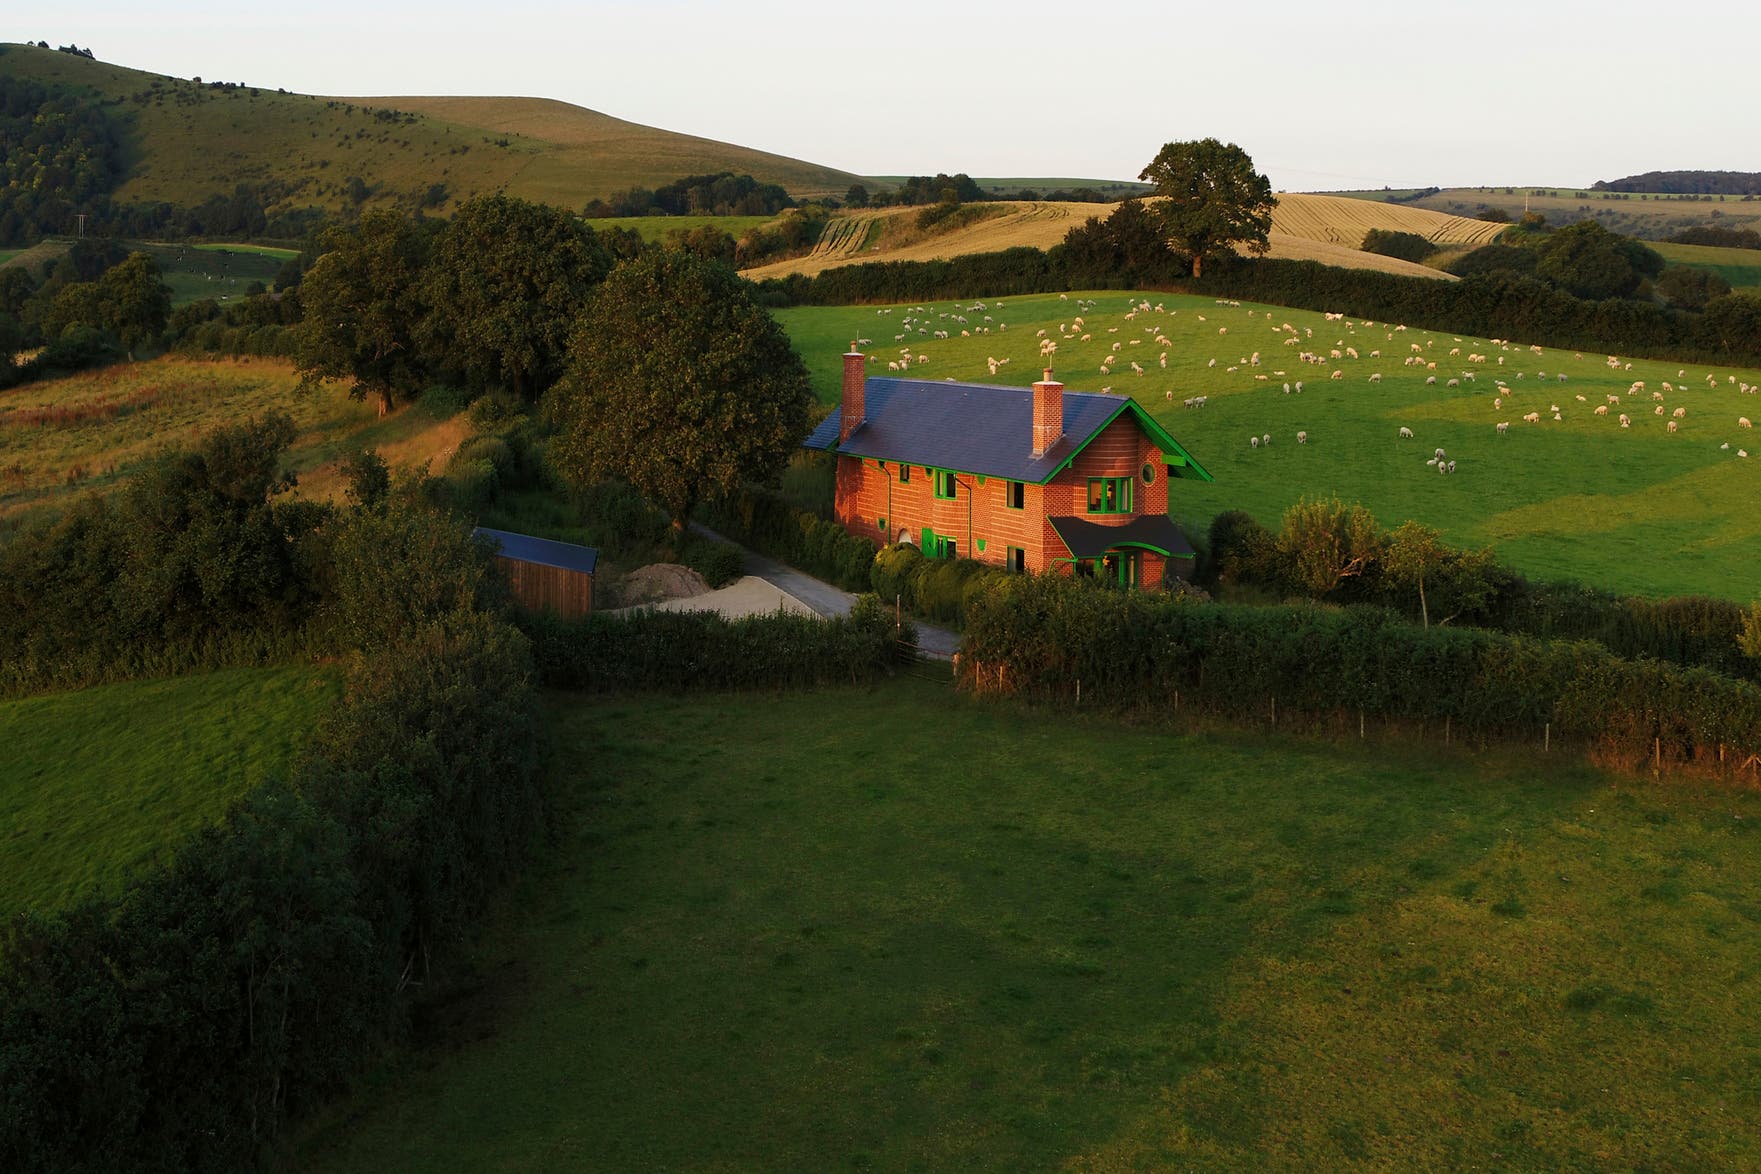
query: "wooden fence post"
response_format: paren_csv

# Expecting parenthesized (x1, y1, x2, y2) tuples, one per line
(1544, 722, 1550, 753)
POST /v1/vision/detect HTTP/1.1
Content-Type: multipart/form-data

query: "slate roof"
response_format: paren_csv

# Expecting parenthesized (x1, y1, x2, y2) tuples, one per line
(803, 377, 1211, 484)
(1047, 515, 1196, 560)
(474, 527, 599, 575)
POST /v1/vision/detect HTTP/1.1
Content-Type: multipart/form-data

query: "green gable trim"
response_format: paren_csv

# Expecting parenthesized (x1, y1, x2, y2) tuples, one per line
(976, 538, 987, 553)
(1037, 399, 1214, 485)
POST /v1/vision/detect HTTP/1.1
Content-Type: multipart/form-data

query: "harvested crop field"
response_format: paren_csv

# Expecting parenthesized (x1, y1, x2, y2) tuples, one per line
(1269, 192, 1510, 248)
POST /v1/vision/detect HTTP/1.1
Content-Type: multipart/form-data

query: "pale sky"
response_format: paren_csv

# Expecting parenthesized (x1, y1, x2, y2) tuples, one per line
(17, 1, 1761, 192)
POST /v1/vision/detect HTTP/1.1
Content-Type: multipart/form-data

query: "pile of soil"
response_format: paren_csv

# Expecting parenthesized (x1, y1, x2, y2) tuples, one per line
(615, 563, 712, 606)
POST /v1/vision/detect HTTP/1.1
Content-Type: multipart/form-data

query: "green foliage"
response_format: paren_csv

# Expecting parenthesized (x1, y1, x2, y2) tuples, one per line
(677, 534, 744, 587)
(1207, 509, 1275, 587)
(519, 596, 897, 692)
(1655, 264, 1732, 310)
(1273, 497, 1384, 598)
(1741, 602, 1761, 661)
(1532, 219, 1665, 300)
(341, 448, 390, 512)
(546, 250, 813, 531)
(0, 74, 124, 246)
(294, 209, 436, 415)
(1667, 225, 1761, 249)
(867, 542, 1007, 625)
(0, 413, 331, 694)
(1138, 139, 1275, 278)
(582, 172, 793, 219)
(1445, 242, 1538, 278)
(959, 574, 1761, 763)
(1361, 228, 1436, 264)
(0, 533, 542, 1170)
(326, 501, 501, 652)
(696, 485, 877, 592)
(418, 195, 611, 400)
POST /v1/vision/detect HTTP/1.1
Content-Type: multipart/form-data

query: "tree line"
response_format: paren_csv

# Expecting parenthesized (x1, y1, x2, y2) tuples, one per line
(1594, 170, 1761, 196)
(582, 171, 794, 218)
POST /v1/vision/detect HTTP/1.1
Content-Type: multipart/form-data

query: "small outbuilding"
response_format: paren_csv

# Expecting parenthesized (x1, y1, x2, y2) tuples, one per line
(474, 527, 599, 619)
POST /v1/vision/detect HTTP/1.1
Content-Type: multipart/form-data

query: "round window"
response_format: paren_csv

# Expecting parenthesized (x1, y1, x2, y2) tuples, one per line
(1141, 462, 1156, 484)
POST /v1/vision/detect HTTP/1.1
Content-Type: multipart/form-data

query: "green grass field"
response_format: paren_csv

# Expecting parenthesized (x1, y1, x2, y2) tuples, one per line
(136, 240, 291, 306)
(0, 665, 338, 917)
(0, 356, 470, 530)
(287, 678, 1761, 1170)
(775, 292, 1761, 601)
(582, 214, 777, 243)
(0, 42, 869, 215)
(1653, 240, 1761, 292)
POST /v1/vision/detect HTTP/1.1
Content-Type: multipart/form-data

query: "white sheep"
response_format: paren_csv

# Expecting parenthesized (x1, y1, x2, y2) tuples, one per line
(1673, 407, 1686, 419)
(1496, 421, 1509, 434)
(1619, 414, 1631, 428)
(1667, 420, 1679, 433)
(1250, 436, 1260, 448)
(1741, 417, 1754, 428)
(1594, 404, 1609, 416)
(1399, 426, 1414, 439)
(1426, 376, 1437, 386)
(1296, 431, 1308, 444)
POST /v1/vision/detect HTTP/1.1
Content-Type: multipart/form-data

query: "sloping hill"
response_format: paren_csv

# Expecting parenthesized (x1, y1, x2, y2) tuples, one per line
(1270, 192, 1508, 248)
(0, 43, 870, 217)
(744, 196, 1464, 282)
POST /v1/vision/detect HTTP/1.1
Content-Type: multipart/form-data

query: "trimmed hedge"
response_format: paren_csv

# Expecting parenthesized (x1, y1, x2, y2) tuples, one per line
(0, 608, 543, 1172)
(521, 594, 900, 692)
(960, 575, 1761, 769)
(696, 486, 878, 592)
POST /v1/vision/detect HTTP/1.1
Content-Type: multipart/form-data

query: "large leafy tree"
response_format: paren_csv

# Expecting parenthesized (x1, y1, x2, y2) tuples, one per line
(295, 209, 435, 415)
(1532, 219, 1663, 300)
(419, 195, 611, 400)
(1138, 138, 1276, 278)
(545, 251, 812, 536)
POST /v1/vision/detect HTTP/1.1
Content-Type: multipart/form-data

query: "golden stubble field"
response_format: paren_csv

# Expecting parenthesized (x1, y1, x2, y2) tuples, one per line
(0, 357, 467, 530)
(743, 194, 1493, 281)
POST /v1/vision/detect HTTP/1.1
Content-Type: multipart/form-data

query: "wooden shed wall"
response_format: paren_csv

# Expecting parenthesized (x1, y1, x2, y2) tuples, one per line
(496, 556, 593, 618)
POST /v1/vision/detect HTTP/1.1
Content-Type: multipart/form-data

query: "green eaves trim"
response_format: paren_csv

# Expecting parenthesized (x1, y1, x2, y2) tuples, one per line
(1037, 400, 1214, 485)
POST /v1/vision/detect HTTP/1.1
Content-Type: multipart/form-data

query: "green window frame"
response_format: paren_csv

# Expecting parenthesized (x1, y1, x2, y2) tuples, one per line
(1087, 476, 1133, 515)
(1005, 480, 1025, 510)
(933, 469, 957, 500)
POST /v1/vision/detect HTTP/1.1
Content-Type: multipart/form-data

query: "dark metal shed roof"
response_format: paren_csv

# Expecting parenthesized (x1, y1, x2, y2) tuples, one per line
(474, 527, 599, 575)
(803, 377, 1211, 484)
(1047, 515, 1196, 560)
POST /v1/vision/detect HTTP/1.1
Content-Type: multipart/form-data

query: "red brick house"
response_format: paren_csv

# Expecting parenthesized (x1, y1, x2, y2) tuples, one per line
(802, 350, 1213, 587)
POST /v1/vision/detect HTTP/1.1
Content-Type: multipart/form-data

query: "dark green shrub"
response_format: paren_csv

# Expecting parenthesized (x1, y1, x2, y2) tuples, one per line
(1361, 229, 1436, 263)
(679, 535, 744, 587)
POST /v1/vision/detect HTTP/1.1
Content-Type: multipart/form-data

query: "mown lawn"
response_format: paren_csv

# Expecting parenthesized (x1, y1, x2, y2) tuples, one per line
(290, 677, 1761, 1171)
(0, 665, 338, 917)
(777, 293, 1761, 600)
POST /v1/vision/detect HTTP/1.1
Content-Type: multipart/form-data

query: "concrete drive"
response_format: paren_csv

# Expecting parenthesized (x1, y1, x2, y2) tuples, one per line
(692, 525, 960, 661)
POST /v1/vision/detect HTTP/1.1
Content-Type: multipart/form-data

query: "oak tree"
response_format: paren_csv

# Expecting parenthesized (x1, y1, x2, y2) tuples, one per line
(1139, 139, 1276, 278)
(545, 251, 812, 537)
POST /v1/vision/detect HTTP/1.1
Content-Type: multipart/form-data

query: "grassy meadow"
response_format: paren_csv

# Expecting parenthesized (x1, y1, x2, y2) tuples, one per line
(776, 292, 1761, 601)
(1652, 240, 1761, 292)
(0, 43, 868, 214)
(0, 357, 470, 530)
(582, 214, 777, 243)
(289, 677, 1761, 1171)
(0, 665, 338, 918)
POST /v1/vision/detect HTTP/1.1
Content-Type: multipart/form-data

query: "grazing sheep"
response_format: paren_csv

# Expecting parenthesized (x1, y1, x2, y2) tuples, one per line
(1297, 431, 1308, 444)
(1496, 421, 1509, 434)
(1446, 378, 1460, 388)
(1263, 433, 1272, 446)
(1399, 426, 1414, 439)
(1331, 370, 1343, 380)
(1523, 412, 1541, 424)
(1435, 448, 1448, 460)
(1447, 460, 1456, 473)
(1294, 381, 1304, 393)
(1619, 414, 1631, 428)
(1250, 436, 1260, 448)
(1673, 406, 1686, 419)
(1426, 376, 1437, 386)
(1595, 404, 1609, 416)
(1368, 373, 1382, 384)
(1741, 417, 1754, 428)
(1667, 420, 1679, 433)
(1655, 405, 1666, 416)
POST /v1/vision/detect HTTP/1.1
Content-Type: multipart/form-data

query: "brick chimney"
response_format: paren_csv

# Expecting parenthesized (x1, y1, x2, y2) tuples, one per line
(1031, 368, 1064, 457)
(839, 346, 866, 443)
